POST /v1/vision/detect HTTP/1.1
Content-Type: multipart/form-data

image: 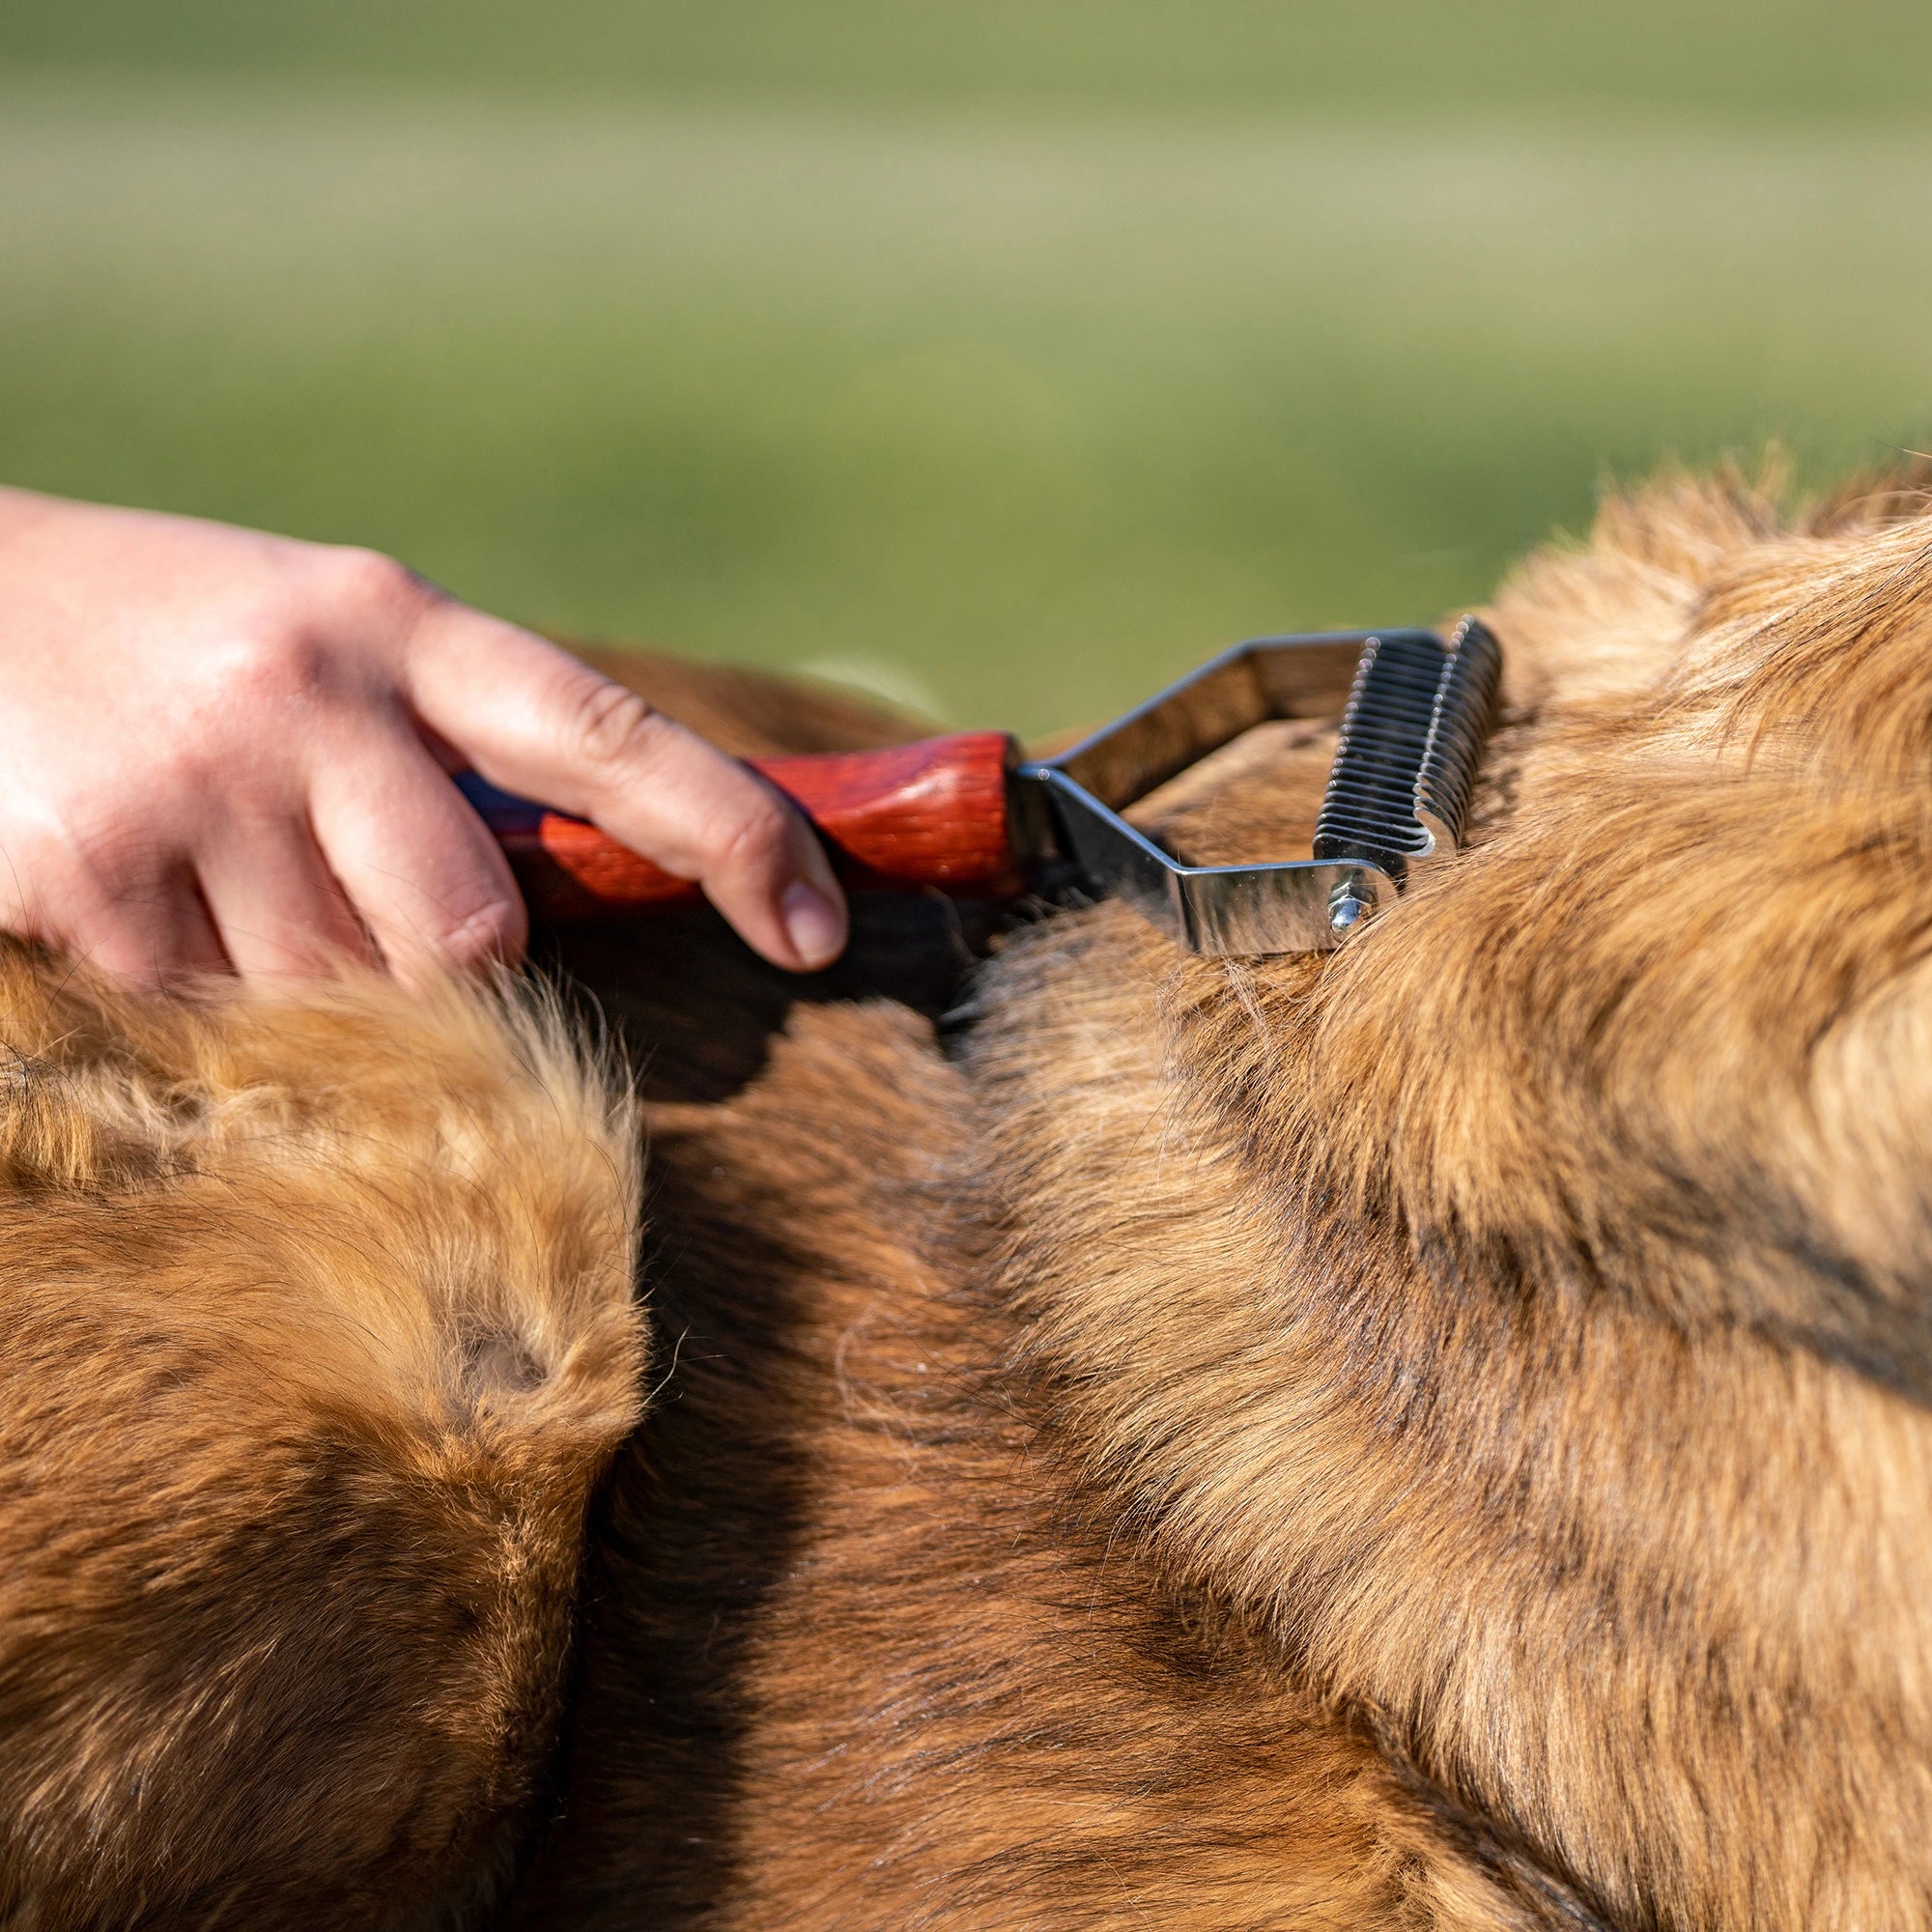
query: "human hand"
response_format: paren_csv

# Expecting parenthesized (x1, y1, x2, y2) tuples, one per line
(0, 488, 848, 986)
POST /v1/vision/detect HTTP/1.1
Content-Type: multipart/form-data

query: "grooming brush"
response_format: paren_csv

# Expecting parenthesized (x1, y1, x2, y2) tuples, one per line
(462, 617, 1501, 956)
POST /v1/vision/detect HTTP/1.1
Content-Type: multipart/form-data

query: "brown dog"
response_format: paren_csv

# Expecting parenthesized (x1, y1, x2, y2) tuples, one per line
(7, 461, 1932, 1928)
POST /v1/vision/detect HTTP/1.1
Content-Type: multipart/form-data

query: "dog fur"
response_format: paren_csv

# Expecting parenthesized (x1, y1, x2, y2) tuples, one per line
(8, 462, 1932, 1926)
(0, 965, 642, 1927)
(513, 460, 1932, 1929)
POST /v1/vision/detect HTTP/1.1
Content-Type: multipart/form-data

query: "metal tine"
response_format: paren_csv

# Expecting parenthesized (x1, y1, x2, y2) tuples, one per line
(1416, 619, 1502, 845)
(1313, 621, 1498, 881)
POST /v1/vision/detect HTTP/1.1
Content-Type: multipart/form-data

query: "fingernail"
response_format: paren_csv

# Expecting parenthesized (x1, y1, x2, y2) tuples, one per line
(780, 879, 845, 969)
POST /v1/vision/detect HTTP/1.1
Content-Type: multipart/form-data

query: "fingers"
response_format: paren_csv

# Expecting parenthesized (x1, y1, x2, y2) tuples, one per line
(0, 511, 847, 993)
(307, 732, 528, 990)
(0, 812, 368, 989)
(66, 880, 232, 988)
(192, 816, 375, 980)
(0, 833, 231, 988)
(405, 602, 848, 971)
(0, 784, 488, 994)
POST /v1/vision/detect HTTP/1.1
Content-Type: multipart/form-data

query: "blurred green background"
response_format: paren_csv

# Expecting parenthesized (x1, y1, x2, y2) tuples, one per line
(3, 3, 1929, 732)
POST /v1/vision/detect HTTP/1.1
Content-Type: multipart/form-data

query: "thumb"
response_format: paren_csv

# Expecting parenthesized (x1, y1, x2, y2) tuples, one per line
(405, 600, 848, 971)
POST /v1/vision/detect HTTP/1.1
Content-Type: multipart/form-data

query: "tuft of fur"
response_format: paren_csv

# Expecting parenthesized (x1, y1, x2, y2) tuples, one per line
(0, 950, 642, 1928)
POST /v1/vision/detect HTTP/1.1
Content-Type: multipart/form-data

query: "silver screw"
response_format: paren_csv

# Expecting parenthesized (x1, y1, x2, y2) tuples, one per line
(1328, 877, 1374, 935)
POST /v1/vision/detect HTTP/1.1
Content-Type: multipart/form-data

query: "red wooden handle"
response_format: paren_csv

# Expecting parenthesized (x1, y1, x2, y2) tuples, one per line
(463, 731, 1023, 922)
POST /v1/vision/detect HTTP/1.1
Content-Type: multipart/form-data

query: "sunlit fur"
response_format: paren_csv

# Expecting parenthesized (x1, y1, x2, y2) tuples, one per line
(0, 961, 641, 1927)
(517, 459, 1932, 1929)
(14, 462, 1932, 1928)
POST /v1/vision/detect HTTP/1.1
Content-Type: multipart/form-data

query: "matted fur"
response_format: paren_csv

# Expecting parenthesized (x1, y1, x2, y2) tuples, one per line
(0, 957, 642, 1927)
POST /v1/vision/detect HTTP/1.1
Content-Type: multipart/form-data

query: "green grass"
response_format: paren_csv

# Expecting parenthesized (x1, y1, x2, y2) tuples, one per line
(9, 0, 1932, 123)
(3, 59, 1931, 732)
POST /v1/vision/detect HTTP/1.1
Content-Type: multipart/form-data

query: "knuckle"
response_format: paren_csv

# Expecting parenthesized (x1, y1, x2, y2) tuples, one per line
(204, 623, 331, 715)
(320, 544, 423, 620)
(420, 893, 526, 971)
(711, 792, 797, 877)
(202, 552, 425, 720)
(566, 680, 667, 779)
(62, 813, 171, 896)
(143, 737, 225, 804)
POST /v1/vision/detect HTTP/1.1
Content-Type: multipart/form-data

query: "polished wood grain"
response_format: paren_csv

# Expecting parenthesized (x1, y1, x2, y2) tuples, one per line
(468, 731, 1023, 921)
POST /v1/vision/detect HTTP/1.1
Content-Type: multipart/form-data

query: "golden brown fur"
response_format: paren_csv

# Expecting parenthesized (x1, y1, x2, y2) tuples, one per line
(0, 965, 642, 1927)
(514, 459, 1932, 1928)
(12, 460, 1932, 1927)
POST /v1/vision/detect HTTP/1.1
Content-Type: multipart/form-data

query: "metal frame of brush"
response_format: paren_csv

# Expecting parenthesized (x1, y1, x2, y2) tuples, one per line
(1015, 616, 1501, 955)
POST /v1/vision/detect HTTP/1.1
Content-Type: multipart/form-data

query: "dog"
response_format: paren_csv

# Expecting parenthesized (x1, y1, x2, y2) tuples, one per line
(6, 461, 1932, 1929)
